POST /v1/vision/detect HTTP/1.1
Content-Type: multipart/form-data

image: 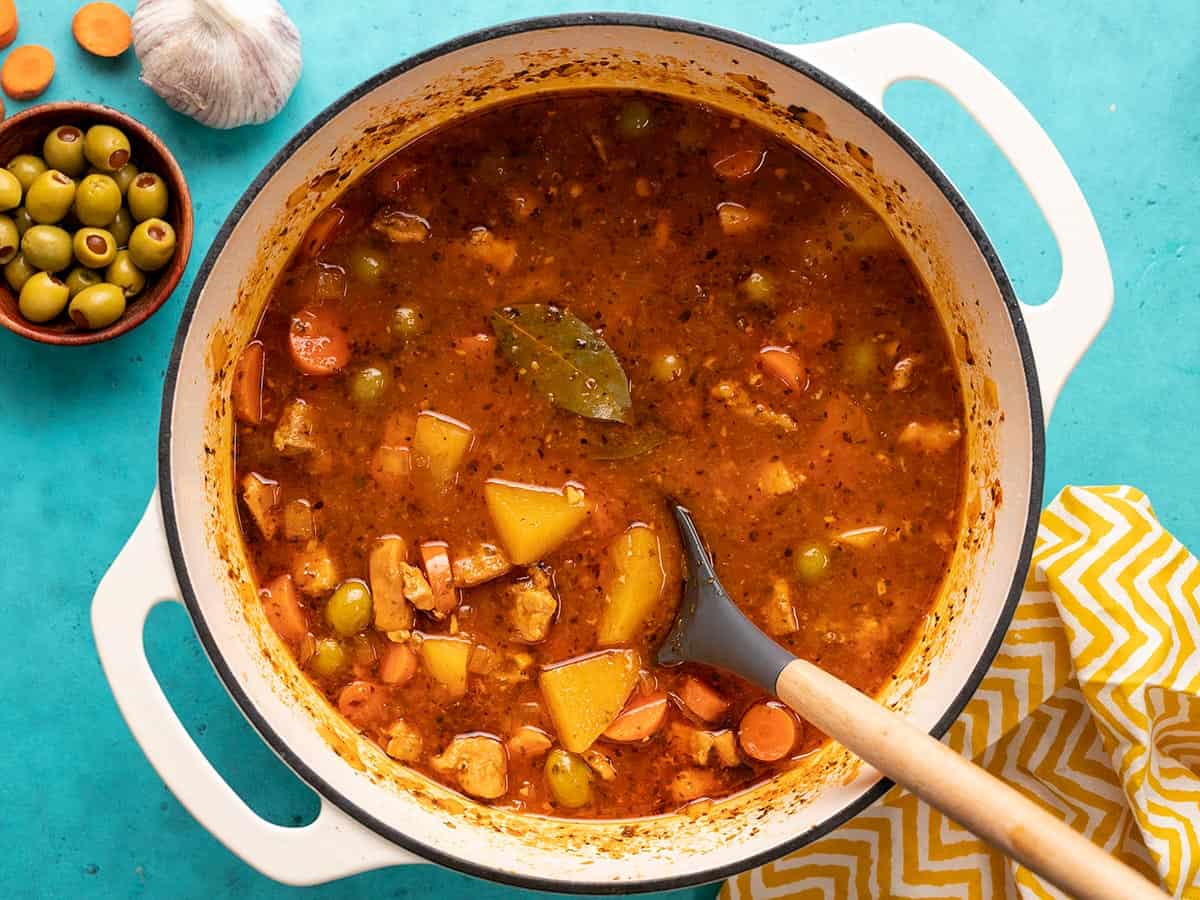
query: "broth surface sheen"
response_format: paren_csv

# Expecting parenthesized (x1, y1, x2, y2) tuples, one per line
(233, 92, 965, 818)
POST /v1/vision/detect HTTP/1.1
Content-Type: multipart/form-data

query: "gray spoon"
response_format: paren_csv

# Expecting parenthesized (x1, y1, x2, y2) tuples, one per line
(659, 500, 1166, 900)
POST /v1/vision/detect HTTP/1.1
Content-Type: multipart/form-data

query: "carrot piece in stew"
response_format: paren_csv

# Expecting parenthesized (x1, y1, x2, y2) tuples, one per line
(738, 702, 799, 762)
(289, 306, 350, 376)
(232, 340, 265, 425)
(260, 574, 307, 644)
(337, 680, 388, 726)
(679, 676, 730, 723)
(379, 643, 417, 685)
(603, 691, 669, 742)
(759, 346, 806, 392)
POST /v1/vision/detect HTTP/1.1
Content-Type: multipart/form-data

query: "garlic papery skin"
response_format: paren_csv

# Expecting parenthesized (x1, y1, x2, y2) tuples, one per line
(132, 0, 303, 129)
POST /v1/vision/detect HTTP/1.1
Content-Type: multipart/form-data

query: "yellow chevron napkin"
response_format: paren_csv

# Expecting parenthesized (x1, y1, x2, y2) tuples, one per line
(723, 486, 1200, 899)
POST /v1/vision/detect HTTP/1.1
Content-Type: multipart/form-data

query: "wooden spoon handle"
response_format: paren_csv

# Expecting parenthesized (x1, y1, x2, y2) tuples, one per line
(776, 658, 1167, 900)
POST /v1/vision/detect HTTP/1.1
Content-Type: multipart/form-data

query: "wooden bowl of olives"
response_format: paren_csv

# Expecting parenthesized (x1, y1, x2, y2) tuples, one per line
(0, 102, 192, 345)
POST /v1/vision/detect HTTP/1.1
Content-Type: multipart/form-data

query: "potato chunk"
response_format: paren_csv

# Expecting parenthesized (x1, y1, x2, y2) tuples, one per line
(419, 635, 472, 699)
(431, 735, 508, 800)
(291, 542, 338, 596)
(282, 498, 315, 542)
(597, 525, 665, 645)
(369, 536, 414, 632)
(508, 567, 557, 643)
(413, 412, 473, 486)
(240, 472, 280, 539)
(540, 649, 639, 753)
(484, 479, 589, 565)
(272, 398, 319, 456)
(898, 420, 962, 453)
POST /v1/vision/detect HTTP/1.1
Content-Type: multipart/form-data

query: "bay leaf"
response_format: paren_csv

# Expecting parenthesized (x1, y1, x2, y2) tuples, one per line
(490, 304, 632, 423)
(586, 421, 668, 461)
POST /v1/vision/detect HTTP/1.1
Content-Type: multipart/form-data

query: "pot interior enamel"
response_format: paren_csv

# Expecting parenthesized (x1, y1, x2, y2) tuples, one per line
(162, 16, 1039, 891)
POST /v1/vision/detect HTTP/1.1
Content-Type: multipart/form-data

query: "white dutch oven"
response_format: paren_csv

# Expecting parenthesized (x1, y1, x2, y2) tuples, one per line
(91, 15, 1112, 893)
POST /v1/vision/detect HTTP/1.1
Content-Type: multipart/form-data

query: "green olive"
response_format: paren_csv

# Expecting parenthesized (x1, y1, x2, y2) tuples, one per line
(0, 215, 18, 265)
(0, 169, 21, 211)
(108, 207, 133, 247)
(83, 124, 132, 173)
(348, 364, 391, 406)
(21, 225, 74, 272)
(127, 218, 176, 271)
(68, 282, 127, 329)
(72, 228, 118, 268)
(25, 170, 76, 224)
(12, 207, 34, 237)
(73, 174, 122, 227)
(388, 305, 427, 342)
(740, 271, 774, 303)
(649, 350, 686, 383)
(105, 250, 146, 298)
(18, 271, 70, 323)
(843, 340, 878, 384)
(349, 246, 386, 282)
(325, 580, 373, 637)
(6, 154, 46, 193)
(110, 162, 139, 195)
(3, 254, 35, 292)
(617, 100, 653, 138)
(309, 638, 348, 678)
(544, 749, 593, 809)
(64, 266, 103, 298)
(43, 126, 87, 176)
(795, 542, 831, 583)
(127, 172, 168, 221)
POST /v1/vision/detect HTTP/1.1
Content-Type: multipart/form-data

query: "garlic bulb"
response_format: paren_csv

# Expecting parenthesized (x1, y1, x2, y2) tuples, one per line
(131, 0, 302, 129)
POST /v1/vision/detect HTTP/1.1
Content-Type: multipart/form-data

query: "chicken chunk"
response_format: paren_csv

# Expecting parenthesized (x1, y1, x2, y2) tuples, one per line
(508, 567, 557, 643)
(291, 542, 339, 596)
(399, 562, 435, 612)
(756, 460, 800, 497)
(282, 498, 314, 542)
(583, 748, 617, 782)
(371, 207, 430, 243)
(273, 398, 319, 456)
(669, 723, 741, 768)
(889, 355, 920, 391)
(463, 227, 517, 273)
(669, 768, 722, 804)
(430, 735, 508, 800)
(763, 578, 798, 636)
(240, 472, 280, 539)
(452, 543, 512, 588)
(507, 726, 553, 758)
(898, 420, 962, 453)
(370, 536, 414, 632)
(717, 202, 765, 235)
(711, 381, 797, 432)
(383, 719, 423, 763)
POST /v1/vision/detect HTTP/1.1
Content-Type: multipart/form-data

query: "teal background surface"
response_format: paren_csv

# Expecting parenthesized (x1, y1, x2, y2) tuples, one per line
(1, 1, 1196, 898)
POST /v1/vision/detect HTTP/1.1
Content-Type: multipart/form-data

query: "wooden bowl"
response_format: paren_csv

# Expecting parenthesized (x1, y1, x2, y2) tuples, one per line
(0, 102, 192, 345)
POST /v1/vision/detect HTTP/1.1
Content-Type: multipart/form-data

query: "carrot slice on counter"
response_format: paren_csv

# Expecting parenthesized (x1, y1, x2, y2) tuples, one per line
(738, 701, 799, 762)
(0, 1, 18, 50)
(231, 340, 265, 425)
(420, 541, 457, 617)
(2, 45, 55, 100)
(603, 691, 669, 742)
(378, 643, 417, 686)
(72, 2, 132, 58)
(260, 574, 308, 644)
(679, 676, 730, 723)
(288, 306, 350, 375)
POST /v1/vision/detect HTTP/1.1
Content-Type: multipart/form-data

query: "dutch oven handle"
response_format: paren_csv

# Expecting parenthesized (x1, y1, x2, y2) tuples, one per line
(91, 492, 422, 885)
(779, 24, 1114, 424)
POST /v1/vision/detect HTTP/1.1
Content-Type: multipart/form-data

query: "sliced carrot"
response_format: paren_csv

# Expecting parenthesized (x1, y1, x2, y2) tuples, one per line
(288, 306, 350, 375)
(2, 45, 55, 101)
(678, 677, 730, 723)
(260, 574, 308, 644)
(0, 0, 17, 50)
(231, 340, 265, 425)
(337, 680, 388, 726)
(604, 691, 669, 742)
(759, 346, 806, 392)
(379, 643, 417, 685)
(738, 701, 799, 762)
(72, 2, 132, 58)
(420, 541, 458, 617)
(300, 206, 346, 259)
